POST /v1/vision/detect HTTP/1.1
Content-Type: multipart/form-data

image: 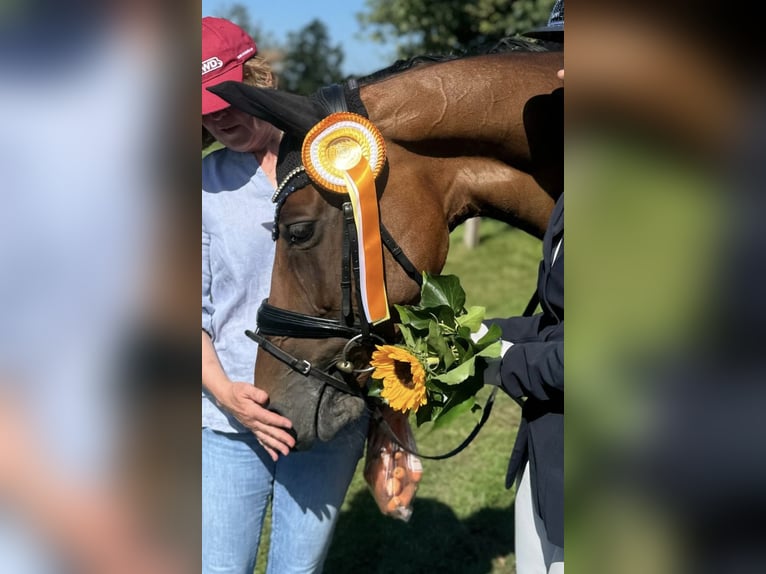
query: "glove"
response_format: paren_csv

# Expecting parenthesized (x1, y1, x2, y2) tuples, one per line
(483, 356, 501, 386)
(471, 323, 513, 386)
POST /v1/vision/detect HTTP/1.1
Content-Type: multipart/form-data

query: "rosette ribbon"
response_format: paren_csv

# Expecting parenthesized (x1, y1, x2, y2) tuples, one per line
(302, 112, 389, 324)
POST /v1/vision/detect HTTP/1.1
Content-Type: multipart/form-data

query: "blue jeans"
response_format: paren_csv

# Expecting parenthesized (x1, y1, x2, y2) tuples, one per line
(202, 414, 368, 574)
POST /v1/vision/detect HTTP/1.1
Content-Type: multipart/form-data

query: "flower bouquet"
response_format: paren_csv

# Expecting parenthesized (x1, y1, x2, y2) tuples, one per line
(362, 272, 502, 521)
(369, 272, 503, 427)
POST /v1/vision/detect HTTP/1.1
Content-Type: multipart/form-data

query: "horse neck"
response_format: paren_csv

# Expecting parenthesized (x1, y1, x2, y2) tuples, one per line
(384, 143, 556, 241)
(360, 51, 563, 165)
(365, 52, 563, 238)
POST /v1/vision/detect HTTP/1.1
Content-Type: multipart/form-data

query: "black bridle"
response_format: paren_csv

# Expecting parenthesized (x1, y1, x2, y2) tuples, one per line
(245, 81, 500, 460)
(245, 202, 424, 397)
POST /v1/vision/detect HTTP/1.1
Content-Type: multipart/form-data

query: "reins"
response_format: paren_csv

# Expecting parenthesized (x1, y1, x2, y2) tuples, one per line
(374, 388, 501, 461)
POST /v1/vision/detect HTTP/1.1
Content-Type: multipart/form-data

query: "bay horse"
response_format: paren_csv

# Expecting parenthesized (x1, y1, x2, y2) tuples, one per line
(209, 40, 563, 450)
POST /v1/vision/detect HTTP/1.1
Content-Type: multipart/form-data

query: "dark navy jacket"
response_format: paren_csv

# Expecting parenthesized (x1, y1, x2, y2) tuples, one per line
(486, 192, 564, 547)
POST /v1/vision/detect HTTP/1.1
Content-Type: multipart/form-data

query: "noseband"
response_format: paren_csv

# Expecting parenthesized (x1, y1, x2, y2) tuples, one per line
(245, 81, 422, 398)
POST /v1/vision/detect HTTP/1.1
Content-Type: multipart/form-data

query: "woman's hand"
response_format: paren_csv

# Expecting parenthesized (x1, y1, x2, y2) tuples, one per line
(202, 331, 295, 460)
(218, 382, 295, 460)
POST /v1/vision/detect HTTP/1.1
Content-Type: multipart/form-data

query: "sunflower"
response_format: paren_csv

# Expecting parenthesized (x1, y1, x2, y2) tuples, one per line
(370, 345, 428, 413)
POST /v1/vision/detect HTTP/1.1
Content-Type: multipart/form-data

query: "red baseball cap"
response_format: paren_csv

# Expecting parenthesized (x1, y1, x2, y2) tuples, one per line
(202, 17, 257, 115)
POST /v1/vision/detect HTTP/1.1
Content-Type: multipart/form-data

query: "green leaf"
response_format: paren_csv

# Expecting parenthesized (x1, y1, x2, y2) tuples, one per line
(455, 325, 474, 349)
(438, 305, 460, 329)
(434, 355, 477, 385)
(427, 322, 452, 368)
(398, 324, 417, 349)
(451, 337, 473, 363)
(394, 305, 434, 331)
(474, 323, 502, 349)
(456, 306, 486, 331)
(415, 401, 435, 427)
(476, 340, 502, 359)
(394, 304, 416, 324)
(442, 347, 457, 370)
(436, 372, 484, 427)
(433, 395, 477, 430)
(420, 273, 466, 311)
(366, 384, 383, 398)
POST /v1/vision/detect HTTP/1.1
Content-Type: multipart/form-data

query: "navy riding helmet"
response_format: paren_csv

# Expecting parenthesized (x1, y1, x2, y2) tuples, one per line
(524, 0, 564, 41)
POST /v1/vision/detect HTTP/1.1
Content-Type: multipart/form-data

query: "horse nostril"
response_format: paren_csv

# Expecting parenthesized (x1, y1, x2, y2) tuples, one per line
(268, 406, 299, 442)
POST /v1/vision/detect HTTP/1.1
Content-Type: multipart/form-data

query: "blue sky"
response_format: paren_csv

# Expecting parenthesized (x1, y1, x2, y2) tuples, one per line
(201, 0, 395, 76)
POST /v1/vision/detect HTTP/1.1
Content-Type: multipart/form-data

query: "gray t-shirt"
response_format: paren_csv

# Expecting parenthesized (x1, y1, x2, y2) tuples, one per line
(202, 147, 276, 432)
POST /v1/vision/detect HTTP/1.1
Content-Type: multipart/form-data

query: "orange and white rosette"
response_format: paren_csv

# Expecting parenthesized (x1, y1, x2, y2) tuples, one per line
(302, 112, 389, 324)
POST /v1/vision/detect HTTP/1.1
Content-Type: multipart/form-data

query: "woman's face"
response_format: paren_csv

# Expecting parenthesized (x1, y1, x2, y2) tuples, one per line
(202, 106, 276, 153)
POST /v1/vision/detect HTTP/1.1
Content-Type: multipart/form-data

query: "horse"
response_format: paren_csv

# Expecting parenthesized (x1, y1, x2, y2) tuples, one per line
(208, 40, 563, 450)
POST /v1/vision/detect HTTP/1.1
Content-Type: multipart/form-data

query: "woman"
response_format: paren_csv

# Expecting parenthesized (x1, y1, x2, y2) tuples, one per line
(201, 17, 367, 574)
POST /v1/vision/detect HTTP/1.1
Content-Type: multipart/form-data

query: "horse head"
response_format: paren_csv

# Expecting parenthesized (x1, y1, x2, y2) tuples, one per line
(209, 47, 563, 450)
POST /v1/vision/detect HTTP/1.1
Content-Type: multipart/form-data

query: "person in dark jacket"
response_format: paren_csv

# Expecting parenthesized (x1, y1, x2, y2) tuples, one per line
(484, 191, 563, 574)
(478, 4, 564, 572)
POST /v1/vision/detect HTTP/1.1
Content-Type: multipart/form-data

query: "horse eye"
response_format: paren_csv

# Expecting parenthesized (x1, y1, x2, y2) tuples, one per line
(286, 222, 315, 244)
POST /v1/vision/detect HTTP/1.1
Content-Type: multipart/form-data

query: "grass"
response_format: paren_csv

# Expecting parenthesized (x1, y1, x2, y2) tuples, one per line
(255, 219, 542, 574)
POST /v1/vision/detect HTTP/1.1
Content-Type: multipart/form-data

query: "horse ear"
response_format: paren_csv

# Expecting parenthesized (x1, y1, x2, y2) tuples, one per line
(206, 81, 325, 137)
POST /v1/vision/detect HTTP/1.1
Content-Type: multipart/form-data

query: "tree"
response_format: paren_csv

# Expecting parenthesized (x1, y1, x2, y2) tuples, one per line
(357, 0, 556, 59)
(211, 5, 344, 94)
(214, 3, 284, 69)
(280, 19, 345, 95)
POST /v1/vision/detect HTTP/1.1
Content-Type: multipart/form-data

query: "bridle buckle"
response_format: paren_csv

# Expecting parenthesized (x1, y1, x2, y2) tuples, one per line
(294, 359, 312, 376)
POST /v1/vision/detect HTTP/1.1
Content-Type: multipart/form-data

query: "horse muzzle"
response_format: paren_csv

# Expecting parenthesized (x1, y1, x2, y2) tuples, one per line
(266, 369, 367, 451)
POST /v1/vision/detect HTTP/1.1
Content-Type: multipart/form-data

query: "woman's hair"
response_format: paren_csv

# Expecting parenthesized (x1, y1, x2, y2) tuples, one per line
(202, 55, 278, 149)
(243, 55, 278, 90)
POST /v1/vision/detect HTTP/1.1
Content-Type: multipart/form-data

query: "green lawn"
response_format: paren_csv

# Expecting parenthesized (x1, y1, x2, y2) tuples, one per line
(255, 219, 542, 574)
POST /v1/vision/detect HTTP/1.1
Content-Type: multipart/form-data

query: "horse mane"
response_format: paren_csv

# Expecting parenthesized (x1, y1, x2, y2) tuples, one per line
(355, 35, 562, 86)
(487, 35, 562, 54)
(356, 54, 460, 85)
